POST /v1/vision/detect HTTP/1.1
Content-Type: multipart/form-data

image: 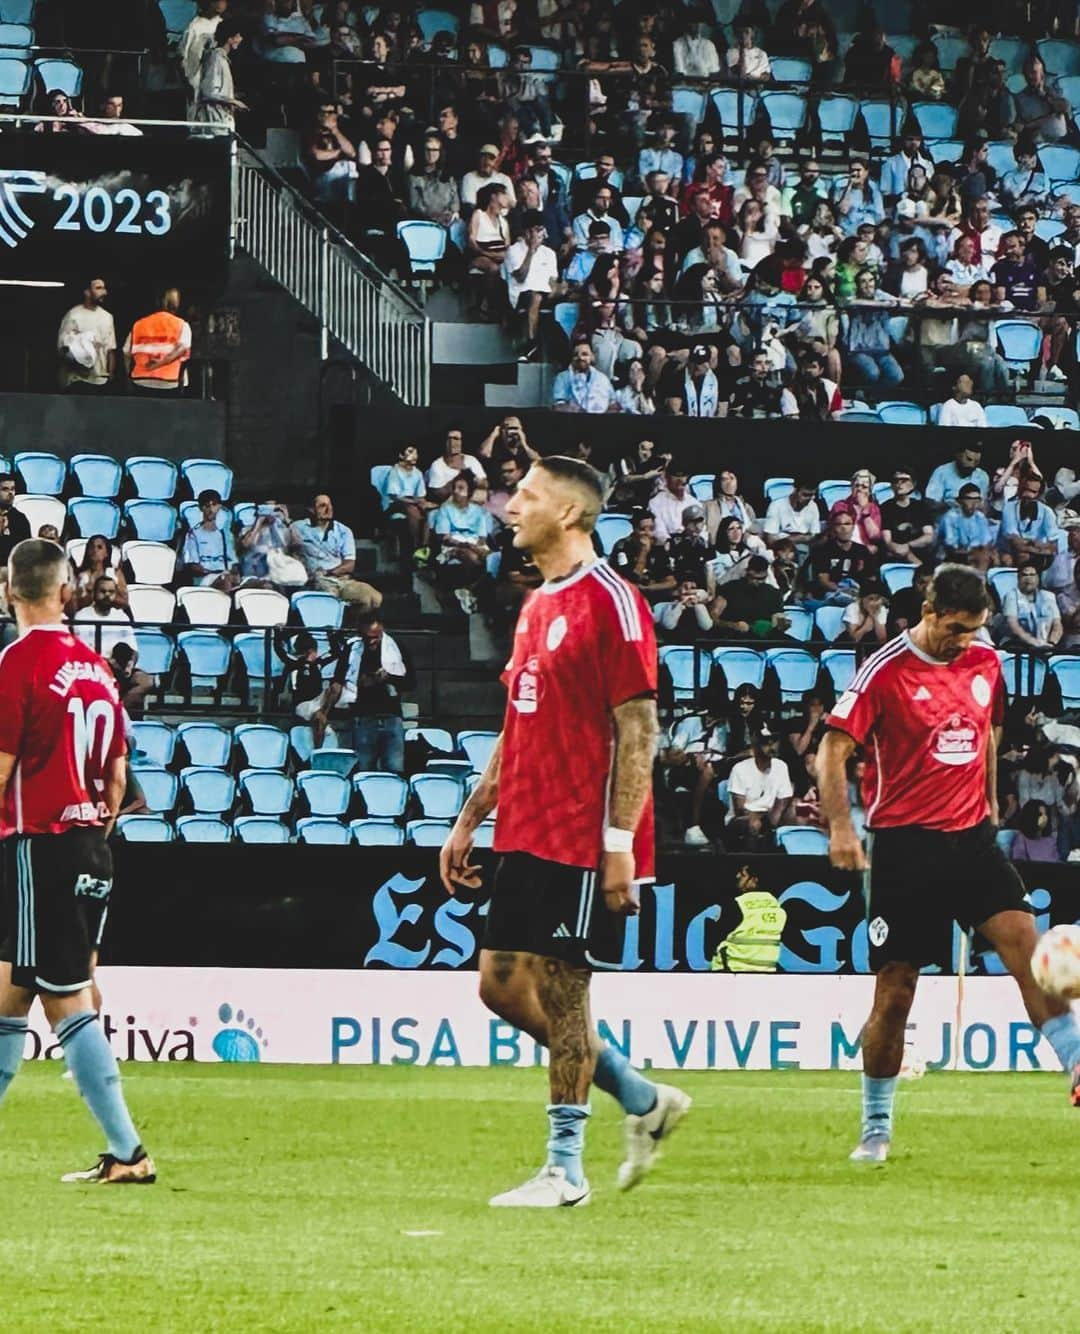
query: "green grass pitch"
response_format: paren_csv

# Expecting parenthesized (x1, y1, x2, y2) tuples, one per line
(2, 1064, 1074, 1332)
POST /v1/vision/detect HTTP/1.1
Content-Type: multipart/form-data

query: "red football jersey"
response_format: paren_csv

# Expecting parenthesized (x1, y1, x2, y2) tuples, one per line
(826, 633, 1005, 832)
(0, 626, 126, 838)
(494, 559, 657, 876)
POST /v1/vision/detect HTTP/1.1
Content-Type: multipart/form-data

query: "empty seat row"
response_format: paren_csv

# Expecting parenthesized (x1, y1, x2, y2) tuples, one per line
(115, 813, 487, 847)
(121, 586, 343, 629)
(2, 453, 232, 501)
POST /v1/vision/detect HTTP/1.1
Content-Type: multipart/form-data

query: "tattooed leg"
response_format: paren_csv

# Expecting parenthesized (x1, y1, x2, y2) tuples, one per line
(534, 957, 594, 1105)
(477, 949, 550, 1044)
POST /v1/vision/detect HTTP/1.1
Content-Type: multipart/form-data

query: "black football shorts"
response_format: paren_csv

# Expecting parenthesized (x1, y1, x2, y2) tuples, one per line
(0, 829, 113, 994)
(484, 852, 627, 970)
(865, 819, 1029, 970)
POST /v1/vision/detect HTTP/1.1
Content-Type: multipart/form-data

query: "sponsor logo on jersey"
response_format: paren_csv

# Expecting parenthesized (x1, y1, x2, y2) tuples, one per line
(931, 712, 980, 767)
(510, 656, 543, 714)
(971, 673, 991, 708)
(546, 614, 568, 652)
(60, 801, 112, 823)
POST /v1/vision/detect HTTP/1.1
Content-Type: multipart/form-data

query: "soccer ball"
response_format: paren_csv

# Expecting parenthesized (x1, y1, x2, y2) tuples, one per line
(1031, 925, 1080, 1001)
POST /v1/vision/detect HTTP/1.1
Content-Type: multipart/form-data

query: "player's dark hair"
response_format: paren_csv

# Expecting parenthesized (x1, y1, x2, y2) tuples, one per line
(927, 563, 991, 616)
(7, 538, 69, 604)
(535, 455, 604, 532)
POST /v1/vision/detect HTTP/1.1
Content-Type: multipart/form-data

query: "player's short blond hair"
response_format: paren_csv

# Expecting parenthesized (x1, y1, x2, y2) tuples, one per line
(536, 455, 605, 533)
(8, 538, 69, 604)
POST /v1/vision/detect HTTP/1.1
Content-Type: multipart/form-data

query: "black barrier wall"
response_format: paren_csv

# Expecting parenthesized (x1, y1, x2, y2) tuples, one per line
(108, 847, 1078, 974)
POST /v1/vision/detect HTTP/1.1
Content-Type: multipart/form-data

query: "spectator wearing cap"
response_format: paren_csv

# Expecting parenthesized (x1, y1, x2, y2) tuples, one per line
(503, 209, 559, 361)
(181, 489, 240, 590)
(711, 556, 790, 639)
(551, 340, 617, 413)
(879, 127, 935, 205)
(571, 184, 625, 253)
(460, 144, 517, 210)
(938, 483, 996, 571)
(649, 463, 693, 543)
(938, 374, 987, 429)
(668, 503, 717, 586)
(660, 344, 722, 417)
(638, 117, 684, 195)
(609, 509, 675, 597)
(726, 726, 794, 847)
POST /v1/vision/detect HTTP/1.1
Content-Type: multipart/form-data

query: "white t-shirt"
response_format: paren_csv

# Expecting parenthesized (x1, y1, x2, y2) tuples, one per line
(426, 454, 486, 490)
(57, 304, 116, 387)
(764, 496, 821, 539)
(842, 601, 888, 631)
(74, 606, 137, 657)
(727, 755, 793, 820)
(939, 397, 987, 428)
(503, 240, 559, 308)
(460, 170, 516, 209)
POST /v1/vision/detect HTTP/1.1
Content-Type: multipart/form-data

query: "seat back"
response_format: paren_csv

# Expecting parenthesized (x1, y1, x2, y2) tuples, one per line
(817, 479, 850, 511)
(877, 402, 925, 425)
(1049, 654, 1080, 709)
(406, 818, 454, 846)
(127, 584, 176, 623)
(14, 450, 65, 494)
(234, 587, 289, 627)
(396, 219, 447, 272)
(234, 815, 291, 845)
(416, 8, 458, 41)
(234, 724, 289, 770)
(354, 771, 408, 819)
(593, 513, 632, 555)
(783, 607, 813, 642)
(13, 494, 65, 534)
(761, 90, 807, 133)
(296, 770, 351, 817)
(350, 818, 405, 846)
(291, 590, 344, 628)
(987, 567, 1018, 606)
(130, 720, 175, 767)
(763, 477, 794, 503)
(770, 56, 812, 82)
(710, 88, 757, 132)
(176, 630, 231, 682)
(176, 585, 231, 626)
(239, 768, 295, 815)
(176, 815, 232, 843)
(813, 606, 846, 642)
(32, 54, 80, 95)
(121, 540, 176, 585)
(994, 320, 1043, 365)
(133, 767, 178, 813)
(125, 456, 178, 500)
(0, 56, 29, 102)
(552, 301, 579, 344)
(818, 94, 858, 135)
(688, 473, 714, 501)
(310, 749, 360, 778)
(133, 628, 175, 677)
(177, 721, 232, 767)
(69, 496, 120, 539)
(711, 647, 766, 692)
(457, 730, 498, 774)
(180, 765, 236, 814)
(764, 648, 819, 701)
(124, 499, 177, 542)
(116, 814, 174, 841)
(776, 825, 829, 855)
(879, 562, 916, 595)
(820, 648, 855, 694)
(410, 773, 465, 819)
(70, 453, 122, 498)
(984, 404, 1030, 429)
(180, 457, 233, 500)
(296, 817, 350, 845)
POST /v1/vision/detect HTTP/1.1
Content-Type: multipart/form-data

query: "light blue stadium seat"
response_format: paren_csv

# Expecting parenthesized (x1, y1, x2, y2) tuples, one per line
(397, 220, 447, 275)
(671, 85, 705, 123)
(1032, 406, 1080, 431)
(995, 827, 1018, 857)
(770, 56, 812, 82)
(70, 453, 122, 498)
(879, 562, 916, 595)
(159, 0, 197, 38)
(761, 90, 807, 138)
(134, 768, 178, 814)
(999, 652, 1047, 699)
(291, 590, 344, 628)
(133, 628, 175, 677)
(783, 607, 813, 642)
(177, 721, 231, 767)
(177, 630, 231, 686)
(776, 825, 829, 855)
(297, 769, 351, 817)
(1049, 654, 1080, 709)
(68, 497, 120, 539)
(860, 99, 903, 149)
(239, 768, 294, 816)
(311, 748, 360, 778)
(3, 2, 38, 26)
(457, 730, 498, 773)
(552, 301, 579, 345)
(354, 771, 408, 818)
(994, 320, 1043, 369)
(32, 54, 81, 96)
(986, 567, 1018, 605)
(712, 646, 766, 691)
(234, 723, 288, 769)
(410, 726, 454, 753)
(130, 720, 175, 768)
(1057, 74, 1080, 114)
(416, 8, 458, 41)
(688, 473, 714, 501)
(710, 88, 757, 136)
(1035, 217, 1066, 243)
(526, 44, 560, 70)
(125, 456, 178, 500)
(124, 499, 177, 542)
(296, 817, 351, 845)
(486, 43, 507, 67)
(984, 404, 1029, 428)
(176, 815, 232, 843)
(818, 93, 858, 140)
(877, 402, 926, 425)
(818, 479, 850, 511)
(989, 37, 1028, 75)
(912, 101, 957, 139)
(835, 409, 881, 424)
(350, 818, 405, 846)
(1037, 38, 1080, 77)
(765, 648, 819, 701)
(410, 773, 465, 819)
(180, 766, 235, 814)
(984, 140, 1017, 176)
(14, 450, 65, 494)
(764, 476, 794, 502)
(472, 823, 494, 849)
(594, 512, 632, 555)
(872, 482, 894, 505)
(407, 818, 454, 846)
(234, 633, 285, 692)
(814, 606, 846, 642)
(821, 648, 855, 695)
(180, 457, 233, 501)
(234, 815, 290, 845)
(659, 644, 711, 700)
(116, 814, 174, 842)
(0, 57, 30, 105)
(232, 501, 257, 530)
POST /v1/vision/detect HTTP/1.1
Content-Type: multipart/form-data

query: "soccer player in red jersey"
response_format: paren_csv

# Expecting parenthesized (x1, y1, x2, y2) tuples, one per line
(0, 540, 155, 1183)
(819, 564, 1080, 1164)
(440, 457, 690, 1207)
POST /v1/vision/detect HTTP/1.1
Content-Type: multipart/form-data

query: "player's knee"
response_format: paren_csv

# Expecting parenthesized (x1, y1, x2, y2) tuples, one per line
(477, 966, 521, 1022)
(875, 966, 918, 1021)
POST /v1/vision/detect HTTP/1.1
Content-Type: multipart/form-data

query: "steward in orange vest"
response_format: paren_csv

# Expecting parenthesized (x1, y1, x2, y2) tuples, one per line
(123, 288, 192, 391)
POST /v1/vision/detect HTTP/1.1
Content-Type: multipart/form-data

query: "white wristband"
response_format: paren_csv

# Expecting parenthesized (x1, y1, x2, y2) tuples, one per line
(604, 827, 633, 854)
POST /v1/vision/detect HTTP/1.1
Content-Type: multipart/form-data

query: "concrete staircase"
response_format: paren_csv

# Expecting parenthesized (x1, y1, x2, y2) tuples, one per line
(426, 289, 554, 408)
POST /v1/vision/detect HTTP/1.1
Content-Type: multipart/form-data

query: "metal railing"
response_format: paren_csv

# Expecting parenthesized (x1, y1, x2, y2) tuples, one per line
(234, 143, 432, 406)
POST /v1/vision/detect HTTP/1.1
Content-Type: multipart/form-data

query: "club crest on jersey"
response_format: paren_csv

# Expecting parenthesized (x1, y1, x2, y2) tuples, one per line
(931, 712, 979, 766)
(869, 916, 889, 947)
(510, 656, 543, 714)
(546, 615, 568, 652)
(971, 673, 991, 708)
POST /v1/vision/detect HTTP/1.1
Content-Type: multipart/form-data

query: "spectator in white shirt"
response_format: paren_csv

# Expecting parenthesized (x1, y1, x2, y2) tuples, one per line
(726, 22, 770, 82)
(673, 16, 720, 79)
(763, 479, 821, 551)
(425, 427, 486, 503)
(648, 464, 693, 543)
(74, 575, 137, 657)
(1001, 563, 1063, 651)
(57, 277, 116, 391)
(726, 728, 794, 844)
(503, 210, 559, 361)
(938, 374, 988, 428)
(180, 0, 225, 116)
(551, 341, 617, 413)
(81, 93, 143, 135)
(460, 145, 517, 209)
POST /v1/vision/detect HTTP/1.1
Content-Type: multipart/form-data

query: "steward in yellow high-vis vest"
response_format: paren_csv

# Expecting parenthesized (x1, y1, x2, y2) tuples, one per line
(711, 864, 787, 972)
(123, 288, 192, 391)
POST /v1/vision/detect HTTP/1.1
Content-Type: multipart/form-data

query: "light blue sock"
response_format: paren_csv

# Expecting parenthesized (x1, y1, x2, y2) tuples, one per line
(861, 1074, 897, 1141)
(546, 1103, 590, 1186)
(0, 1017, 27, 1104)
(55, 1011, 141, 1161)
(593, 1046, 658, 1116)
(1041, 1013, 1080, 1072)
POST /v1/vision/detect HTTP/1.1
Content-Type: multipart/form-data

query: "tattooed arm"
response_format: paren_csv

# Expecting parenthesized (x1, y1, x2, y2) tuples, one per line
(439, 734, 502, 895)
(603, 695, 659, 915)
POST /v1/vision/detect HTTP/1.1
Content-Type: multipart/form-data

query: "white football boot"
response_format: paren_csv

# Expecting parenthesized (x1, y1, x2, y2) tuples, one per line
(489, 1164, 591, 1208)
(616, 1084, 692, 1191)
